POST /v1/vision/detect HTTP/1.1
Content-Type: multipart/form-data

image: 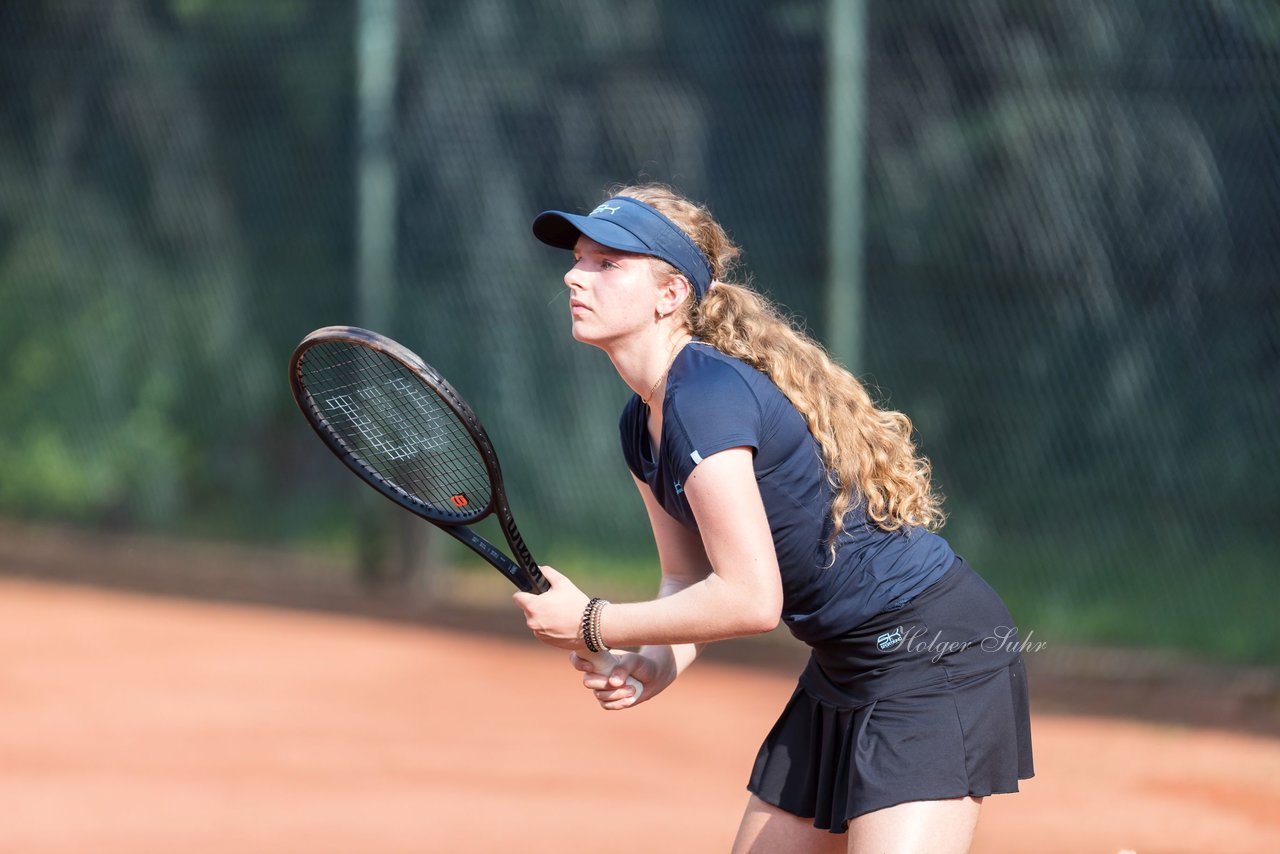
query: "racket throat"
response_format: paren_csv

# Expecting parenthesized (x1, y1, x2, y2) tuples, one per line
(440, 525, 536, 592)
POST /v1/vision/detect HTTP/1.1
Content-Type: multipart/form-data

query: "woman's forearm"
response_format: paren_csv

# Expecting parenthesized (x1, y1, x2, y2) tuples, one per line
(602, 571, 780, 649)
(638, 576, 707, 677)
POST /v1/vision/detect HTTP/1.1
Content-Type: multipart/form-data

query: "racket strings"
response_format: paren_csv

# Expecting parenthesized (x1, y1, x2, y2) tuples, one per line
(298, 343, 492, 521)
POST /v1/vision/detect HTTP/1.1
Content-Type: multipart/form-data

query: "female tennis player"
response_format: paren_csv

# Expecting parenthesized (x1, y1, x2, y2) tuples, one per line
(513, 184, 1034, 853)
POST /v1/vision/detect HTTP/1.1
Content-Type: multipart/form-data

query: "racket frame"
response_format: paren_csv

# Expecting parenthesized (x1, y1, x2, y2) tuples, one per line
(289, 325, 642, 703)
(288, 325, 547, 594)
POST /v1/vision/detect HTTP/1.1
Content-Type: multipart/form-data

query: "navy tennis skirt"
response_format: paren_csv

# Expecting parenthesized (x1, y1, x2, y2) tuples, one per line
(747, 557, 1035, 833)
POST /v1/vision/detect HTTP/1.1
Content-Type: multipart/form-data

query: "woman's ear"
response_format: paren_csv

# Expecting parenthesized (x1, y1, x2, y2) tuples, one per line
(656, 274, 692, 318)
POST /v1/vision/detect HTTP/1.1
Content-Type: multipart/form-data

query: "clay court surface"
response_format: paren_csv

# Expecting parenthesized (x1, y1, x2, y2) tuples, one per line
(2, 576, 1279, 853)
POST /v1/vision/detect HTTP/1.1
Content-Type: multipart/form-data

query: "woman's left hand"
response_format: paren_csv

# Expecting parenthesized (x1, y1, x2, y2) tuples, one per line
(512, 564, 590, 650)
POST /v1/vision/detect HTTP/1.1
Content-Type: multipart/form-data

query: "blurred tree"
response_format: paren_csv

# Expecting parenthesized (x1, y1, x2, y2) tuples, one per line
(0, 0, 1275, 658)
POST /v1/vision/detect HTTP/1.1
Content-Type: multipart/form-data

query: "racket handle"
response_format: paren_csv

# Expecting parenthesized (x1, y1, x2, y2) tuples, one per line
(579, 648, 644, 702)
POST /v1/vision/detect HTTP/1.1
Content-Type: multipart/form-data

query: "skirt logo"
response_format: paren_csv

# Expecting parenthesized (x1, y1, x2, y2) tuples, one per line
(877, 627, 905, 651)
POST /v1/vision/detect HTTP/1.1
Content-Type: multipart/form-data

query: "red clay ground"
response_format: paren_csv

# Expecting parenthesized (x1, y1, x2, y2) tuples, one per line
(2, 576, 1278, 853)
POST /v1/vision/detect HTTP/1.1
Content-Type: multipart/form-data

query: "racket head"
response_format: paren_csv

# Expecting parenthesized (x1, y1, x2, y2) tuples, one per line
(289, 326, 502, 527)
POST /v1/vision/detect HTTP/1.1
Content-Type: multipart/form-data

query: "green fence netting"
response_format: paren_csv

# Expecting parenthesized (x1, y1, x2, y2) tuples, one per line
(1, 0, 1276, 662)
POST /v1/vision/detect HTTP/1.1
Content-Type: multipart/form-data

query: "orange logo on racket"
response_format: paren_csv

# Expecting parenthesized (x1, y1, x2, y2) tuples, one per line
(450, 494, 469, 508)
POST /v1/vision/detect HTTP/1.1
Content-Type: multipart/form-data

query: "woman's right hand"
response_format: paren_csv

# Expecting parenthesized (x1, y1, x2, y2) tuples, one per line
(569, 648, 671, 711)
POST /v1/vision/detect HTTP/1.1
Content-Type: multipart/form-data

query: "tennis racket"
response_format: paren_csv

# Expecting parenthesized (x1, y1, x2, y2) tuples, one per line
(289, 325, 641, 698)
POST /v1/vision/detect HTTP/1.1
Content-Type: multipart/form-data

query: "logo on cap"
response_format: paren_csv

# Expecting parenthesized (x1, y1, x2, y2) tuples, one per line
(590, 203, 621, 216)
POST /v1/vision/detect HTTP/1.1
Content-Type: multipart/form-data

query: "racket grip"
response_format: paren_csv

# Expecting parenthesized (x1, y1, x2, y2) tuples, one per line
(580, 648, 644, 703)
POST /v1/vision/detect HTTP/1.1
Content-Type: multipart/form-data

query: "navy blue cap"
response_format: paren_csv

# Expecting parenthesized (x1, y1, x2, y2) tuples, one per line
(532, 196, 713, 300)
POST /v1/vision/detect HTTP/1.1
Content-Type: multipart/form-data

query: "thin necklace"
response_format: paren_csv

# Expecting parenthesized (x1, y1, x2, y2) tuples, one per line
(642, 336, 687, 407)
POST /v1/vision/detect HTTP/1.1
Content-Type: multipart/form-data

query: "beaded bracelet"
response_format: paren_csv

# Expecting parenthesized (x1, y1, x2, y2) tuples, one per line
(580, 598, 598, 652)
(581, 597, 609, 653)
(590, 598, 609, 653)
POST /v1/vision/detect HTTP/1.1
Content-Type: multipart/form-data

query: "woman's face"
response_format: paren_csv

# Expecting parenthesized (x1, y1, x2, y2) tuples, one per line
(564, 235, 664, 349)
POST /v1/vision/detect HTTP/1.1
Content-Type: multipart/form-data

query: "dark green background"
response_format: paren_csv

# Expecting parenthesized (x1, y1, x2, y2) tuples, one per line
(1, 0, 1276, 662)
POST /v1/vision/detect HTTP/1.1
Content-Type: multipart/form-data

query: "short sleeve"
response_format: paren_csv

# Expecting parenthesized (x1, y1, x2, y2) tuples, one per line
(618, 395, 645, 480)
(662, 358, 762, 484)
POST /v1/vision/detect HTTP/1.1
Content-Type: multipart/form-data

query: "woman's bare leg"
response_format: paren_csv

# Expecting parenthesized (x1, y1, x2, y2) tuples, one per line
(731, 795, 845, 854)
(845, 796, 983, 854)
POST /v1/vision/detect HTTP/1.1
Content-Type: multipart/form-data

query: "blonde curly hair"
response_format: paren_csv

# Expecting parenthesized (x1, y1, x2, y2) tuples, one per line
(610, 183, 946, 547)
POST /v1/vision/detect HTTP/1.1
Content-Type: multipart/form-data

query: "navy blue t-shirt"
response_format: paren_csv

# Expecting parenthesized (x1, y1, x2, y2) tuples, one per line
(619, 342, 954, 644)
